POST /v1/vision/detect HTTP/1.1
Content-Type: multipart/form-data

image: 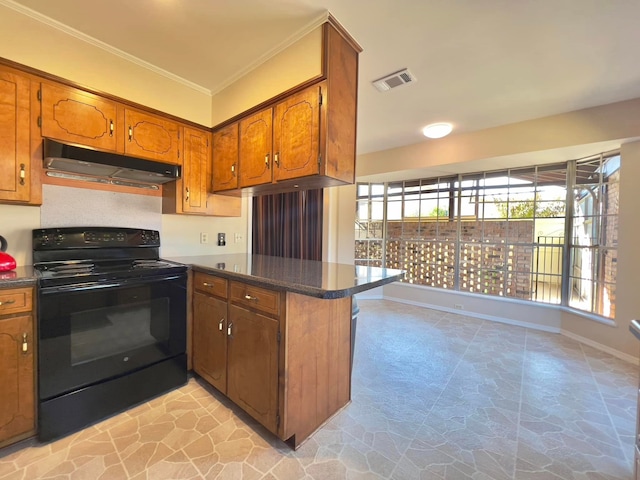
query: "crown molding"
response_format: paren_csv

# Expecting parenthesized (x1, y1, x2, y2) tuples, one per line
(0, 0, 212, 96)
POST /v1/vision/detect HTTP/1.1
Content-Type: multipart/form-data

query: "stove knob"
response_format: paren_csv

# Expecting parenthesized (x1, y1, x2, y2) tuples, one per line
(54, 234, 64, 244)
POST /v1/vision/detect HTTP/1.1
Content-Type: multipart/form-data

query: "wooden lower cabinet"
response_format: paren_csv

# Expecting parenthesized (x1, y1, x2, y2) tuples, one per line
(227, 304, 279, 433)
(0, 287, 35, 447)
(191, 272, 352, 448)
(192, 292, 227, 393)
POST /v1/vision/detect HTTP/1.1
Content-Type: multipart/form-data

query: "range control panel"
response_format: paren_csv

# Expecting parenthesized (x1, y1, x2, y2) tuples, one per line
(33, 227, 160, 249)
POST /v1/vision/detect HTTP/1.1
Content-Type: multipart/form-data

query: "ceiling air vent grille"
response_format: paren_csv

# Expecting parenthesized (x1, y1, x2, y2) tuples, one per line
(372, 68, 417, 92)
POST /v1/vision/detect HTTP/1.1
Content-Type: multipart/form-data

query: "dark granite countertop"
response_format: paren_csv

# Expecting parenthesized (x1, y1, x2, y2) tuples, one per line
(165, 254, 404, 299)
(0, 266, 38, 288)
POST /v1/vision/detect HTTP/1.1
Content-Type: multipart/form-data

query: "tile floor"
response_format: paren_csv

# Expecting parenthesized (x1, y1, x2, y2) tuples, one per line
(0, 299, 637, 479)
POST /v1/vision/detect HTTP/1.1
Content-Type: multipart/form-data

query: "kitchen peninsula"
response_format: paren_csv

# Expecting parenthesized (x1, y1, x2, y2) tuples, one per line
(167, 254, 403, 448)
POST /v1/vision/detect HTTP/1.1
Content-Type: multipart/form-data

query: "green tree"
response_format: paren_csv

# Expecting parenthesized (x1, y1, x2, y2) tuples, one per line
(494, 194, 564, 218)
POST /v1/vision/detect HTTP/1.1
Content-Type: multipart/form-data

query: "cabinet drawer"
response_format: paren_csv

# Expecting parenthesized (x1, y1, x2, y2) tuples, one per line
(193, 272, 227, 298)
(0, 288, 33, 316)
(230, 282, 280, 317)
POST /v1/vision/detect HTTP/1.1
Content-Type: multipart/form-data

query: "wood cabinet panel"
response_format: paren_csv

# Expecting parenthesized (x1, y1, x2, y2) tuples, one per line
(227, 304, 279, 434)
(193, 272, 227, 298)
(193, 292, 227, 394)
(230, 281, 280, 316)
(0, 288, 32, 316)
(0, 66, 30, 202)
(40, 82, 118, 152)
(124, 109, 181, 164)
(239, 108, 273, 188)
(0, 310, 34, 447)
(182, 127, 211, 214)
(273, 84, 321, 182)
(212, 122, 239, 191)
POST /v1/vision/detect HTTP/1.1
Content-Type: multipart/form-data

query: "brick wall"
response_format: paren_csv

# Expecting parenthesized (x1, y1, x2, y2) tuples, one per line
(356, 219, 535, 299)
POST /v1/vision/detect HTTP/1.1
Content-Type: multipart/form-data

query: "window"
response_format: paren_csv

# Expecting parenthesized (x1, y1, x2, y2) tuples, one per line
(355, 152, 620, 319)
(568, 154, 620, 317)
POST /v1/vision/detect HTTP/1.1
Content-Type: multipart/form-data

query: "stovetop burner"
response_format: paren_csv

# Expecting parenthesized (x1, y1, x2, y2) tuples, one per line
(33, 227, 187, 288)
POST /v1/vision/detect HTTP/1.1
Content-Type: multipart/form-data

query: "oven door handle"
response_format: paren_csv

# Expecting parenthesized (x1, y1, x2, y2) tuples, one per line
(40, 274, 186, 294)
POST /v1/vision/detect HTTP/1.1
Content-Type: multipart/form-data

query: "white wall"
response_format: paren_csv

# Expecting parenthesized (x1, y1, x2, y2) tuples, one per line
(161, 198, 250, 257)
(0, 204, 40, 266)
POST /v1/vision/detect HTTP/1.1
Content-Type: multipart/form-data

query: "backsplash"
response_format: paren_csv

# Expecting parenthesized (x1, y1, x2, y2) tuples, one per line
(41, 185, 162, 230)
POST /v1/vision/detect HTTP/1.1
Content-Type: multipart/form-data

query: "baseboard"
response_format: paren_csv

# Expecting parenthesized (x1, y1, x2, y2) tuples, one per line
(561, 329, 639, 365)
(382, 295, 561, 333)
(355, 293, 383, 300)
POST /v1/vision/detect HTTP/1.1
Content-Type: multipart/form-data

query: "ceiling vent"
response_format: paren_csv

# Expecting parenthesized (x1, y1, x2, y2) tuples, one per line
(372, 68, 417, 92)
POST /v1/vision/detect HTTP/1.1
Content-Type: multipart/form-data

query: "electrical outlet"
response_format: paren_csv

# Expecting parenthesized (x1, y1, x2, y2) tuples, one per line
(200, 232, 208, 244)
(454, 303, 464, 310)
(217, 233, 226, 246)
(234, 233, 243, 244)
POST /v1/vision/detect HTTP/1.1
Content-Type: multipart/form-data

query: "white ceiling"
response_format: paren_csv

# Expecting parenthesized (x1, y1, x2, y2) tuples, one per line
(9, 0, 640, 158)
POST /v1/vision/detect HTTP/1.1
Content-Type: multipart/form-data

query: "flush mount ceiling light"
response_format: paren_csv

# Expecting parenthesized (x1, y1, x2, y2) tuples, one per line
(422, 123, 453, 139)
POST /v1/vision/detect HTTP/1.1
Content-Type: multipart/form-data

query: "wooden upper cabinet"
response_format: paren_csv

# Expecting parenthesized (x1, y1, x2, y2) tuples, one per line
(273, 85, 321, 183)
(124, 108, 181, 164)
(182, 127, 211, 214)
(0, 66, 30, 203)
(212, 122, 239, 191)
(239, 108, 273, 188)
(40, 82, 118, 152)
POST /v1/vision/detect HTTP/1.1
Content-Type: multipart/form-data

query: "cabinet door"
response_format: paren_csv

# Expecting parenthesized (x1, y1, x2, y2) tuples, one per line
(273, 85, 320, 182)
(227, 304, 278, 433)
(0, 67, 30, 202)
(193, 292, 227, 394)
(40, 82, 118, 152)
(0, 314, 34, 445)
(212, 123, 239, 191)
(239, 108, 273, 187)
(182, 127, 212, 214)
(124, 109, 181, 164)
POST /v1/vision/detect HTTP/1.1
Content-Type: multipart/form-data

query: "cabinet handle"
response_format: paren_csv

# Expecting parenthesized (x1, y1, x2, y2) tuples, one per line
(22, 333, 28, 354)
(19, 164, 26, 186)
(274, 152, 279, 167)
(244, 294, 258, 302)
(227, 322, 233, 336)
(0, 299, 16, 306)
(185, 187, 190, 202)
(231, 163, 236, 177)
(128, 126, 133, 142)
(109, 120, 114, 137)
(202, 282, 214, 287)
(265, 153, 270, 169)
(218, 318, 224, 331)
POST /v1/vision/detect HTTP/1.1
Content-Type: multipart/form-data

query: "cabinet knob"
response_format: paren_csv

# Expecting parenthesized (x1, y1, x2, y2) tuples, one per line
(227, 322, 233, 336)
(0, 299, 16, 306)
(218, 318, 224, 331)
(22, 333, 28, 354)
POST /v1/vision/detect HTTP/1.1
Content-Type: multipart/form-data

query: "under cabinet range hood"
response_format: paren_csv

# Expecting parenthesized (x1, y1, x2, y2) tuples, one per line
(43, 139, 181, 190)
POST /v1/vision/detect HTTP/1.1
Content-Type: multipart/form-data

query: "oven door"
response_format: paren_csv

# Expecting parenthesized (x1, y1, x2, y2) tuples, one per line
(38, 273, 187, 401)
